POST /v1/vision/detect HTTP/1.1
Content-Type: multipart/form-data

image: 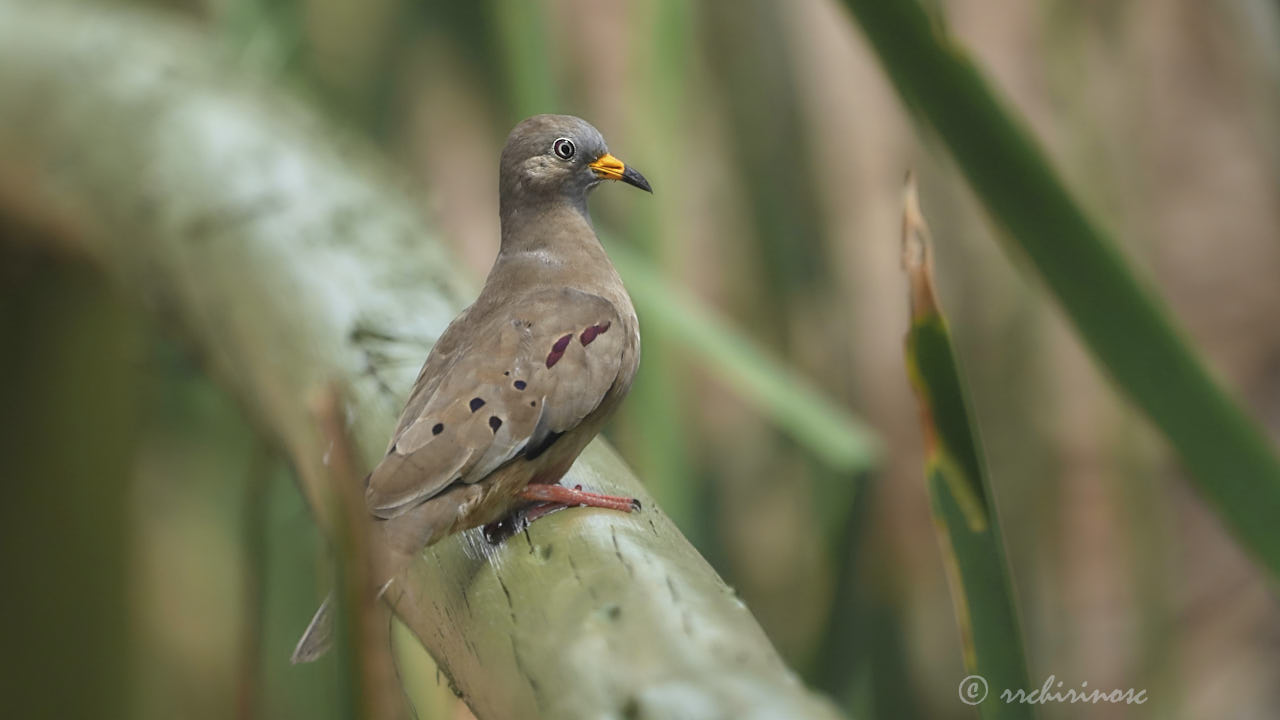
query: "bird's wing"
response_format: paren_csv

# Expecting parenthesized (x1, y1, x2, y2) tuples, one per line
(365, 287, 627, 519)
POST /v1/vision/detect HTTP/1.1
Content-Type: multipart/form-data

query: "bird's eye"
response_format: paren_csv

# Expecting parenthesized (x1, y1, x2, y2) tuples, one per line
(552, 138, 576, 160)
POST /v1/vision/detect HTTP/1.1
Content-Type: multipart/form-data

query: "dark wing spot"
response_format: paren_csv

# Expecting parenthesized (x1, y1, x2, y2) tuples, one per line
(489, 416, 503, 432)
(530, 401, 537, 407)
(546, 333, 574, 368)
(514, 380, 527, 390)
(470, 397, 485, 412)
(432, 423, 444, 435)
(580, 321, 611, 346)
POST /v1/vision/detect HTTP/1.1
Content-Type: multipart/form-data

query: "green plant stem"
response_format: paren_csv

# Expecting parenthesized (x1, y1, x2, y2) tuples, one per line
(610, 243, 881, 475)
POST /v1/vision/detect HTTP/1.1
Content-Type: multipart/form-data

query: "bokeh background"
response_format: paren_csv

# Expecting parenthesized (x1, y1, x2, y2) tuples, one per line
(2, 0, 1279, 719)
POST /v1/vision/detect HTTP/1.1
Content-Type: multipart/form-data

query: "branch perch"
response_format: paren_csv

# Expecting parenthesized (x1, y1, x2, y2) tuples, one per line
(0, 3, 844, 719)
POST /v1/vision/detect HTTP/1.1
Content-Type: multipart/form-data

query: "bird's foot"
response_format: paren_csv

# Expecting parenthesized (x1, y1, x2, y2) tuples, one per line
(517, 483, 642, 512)
(483, 511, 528, 544)
(482, 484, 641, 545)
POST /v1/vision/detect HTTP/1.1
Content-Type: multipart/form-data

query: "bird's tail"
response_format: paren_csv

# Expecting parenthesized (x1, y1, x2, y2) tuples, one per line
(291, 593, 334, 664)
(290, 486, 472, 663)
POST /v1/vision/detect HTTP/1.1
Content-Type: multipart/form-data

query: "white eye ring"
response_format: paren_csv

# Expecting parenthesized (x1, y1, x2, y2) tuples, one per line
(552, 137, 576, 160)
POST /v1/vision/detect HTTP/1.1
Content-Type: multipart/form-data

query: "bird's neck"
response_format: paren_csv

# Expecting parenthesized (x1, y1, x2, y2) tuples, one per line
(498, 195, 599, 258)
(490, 196, 623, 300)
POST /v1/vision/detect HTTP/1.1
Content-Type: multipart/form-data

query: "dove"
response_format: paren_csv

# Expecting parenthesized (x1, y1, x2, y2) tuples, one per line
(293, 114, 651, 663)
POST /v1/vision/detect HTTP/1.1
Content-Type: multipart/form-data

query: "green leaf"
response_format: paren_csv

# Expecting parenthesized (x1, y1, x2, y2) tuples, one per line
(902, 177, 1033, 720)
(839, 0, 1280, 577)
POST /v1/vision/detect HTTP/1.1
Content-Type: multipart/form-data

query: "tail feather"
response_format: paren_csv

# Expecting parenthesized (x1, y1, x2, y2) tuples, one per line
(290, 484, 477, 663)
(290, 593, 334, 664)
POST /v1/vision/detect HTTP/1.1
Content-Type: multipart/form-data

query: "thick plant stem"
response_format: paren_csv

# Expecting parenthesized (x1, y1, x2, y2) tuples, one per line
(0, 3, 844, 719)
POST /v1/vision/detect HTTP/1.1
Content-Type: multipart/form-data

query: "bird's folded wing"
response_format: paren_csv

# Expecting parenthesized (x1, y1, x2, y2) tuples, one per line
(365, 288, 627, 519)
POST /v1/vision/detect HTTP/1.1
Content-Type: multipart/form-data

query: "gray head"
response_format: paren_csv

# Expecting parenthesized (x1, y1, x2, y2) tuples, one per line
(499, 115, 651, 218)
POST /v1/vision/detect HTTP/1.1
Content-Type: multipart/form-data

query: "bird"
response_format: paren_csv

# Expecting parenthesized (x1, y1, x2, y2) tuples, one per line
(292, 114, 652, 663)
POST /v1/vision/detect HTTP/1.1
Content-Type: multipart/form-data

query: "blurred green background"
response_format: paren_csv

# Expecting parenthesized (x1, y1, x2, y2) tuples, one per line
(3, 0, 1280, 718)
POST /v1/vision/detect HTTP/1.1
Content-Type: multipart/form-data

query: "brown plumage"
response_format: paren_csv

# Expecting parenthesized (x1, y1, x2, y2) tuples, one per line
(292, 114, 650, 663)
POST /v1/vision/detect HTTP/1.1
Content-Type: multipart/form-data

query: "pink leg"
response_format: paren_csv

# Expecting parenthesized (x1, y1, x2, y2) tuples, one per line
(567, 484, 645, 507)
(517, 483, 641, 512)
(484, 484, 641, 544)
(523, 501, 566, 524)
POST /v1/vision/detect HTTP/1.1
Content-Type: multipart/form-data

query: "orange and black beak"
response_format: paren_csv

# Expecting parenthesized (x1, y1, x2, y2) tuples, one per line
(589, 153, 652, 193)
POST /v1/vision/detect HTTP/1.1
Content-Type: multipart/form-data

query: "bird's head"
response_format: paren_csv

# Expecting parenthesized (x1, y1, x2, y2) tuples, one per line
(499, 115, 651, 211)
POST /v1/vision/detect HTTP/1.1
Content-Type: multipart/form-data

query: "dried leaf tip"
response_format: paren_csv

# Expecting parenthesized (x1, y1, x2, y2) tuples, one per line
(901, 171, 940, 321)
